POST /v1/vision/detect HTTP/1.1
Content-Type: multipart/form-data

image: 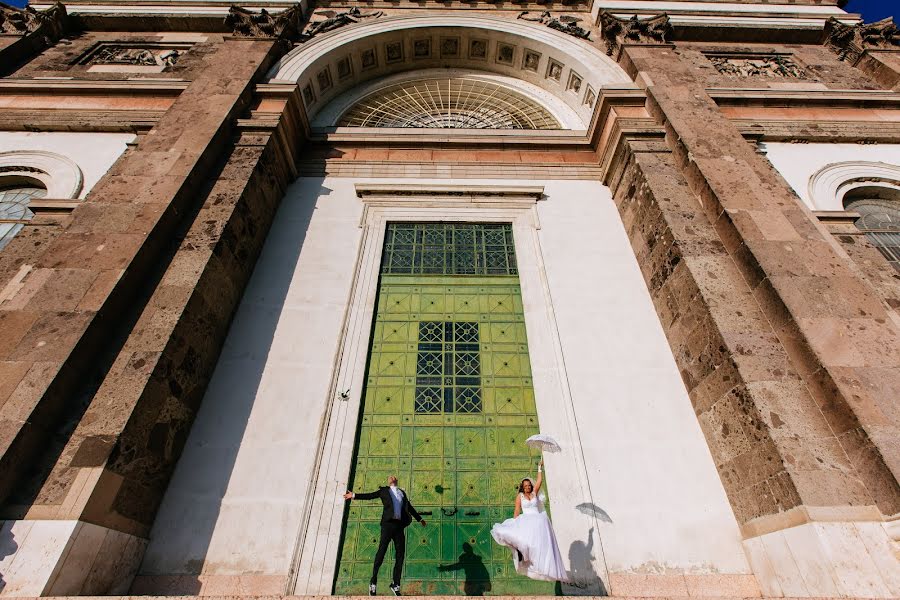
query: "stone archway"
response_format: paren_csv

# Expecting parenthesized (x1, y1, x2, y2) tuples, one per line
(267, 14, 633, 129)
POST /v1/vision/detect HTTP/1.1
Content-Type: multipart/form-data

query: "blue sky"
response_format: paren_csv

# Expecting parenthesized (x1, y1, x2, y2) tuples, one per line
(844, 0, 897, 21)
(2, 0, 896, 25)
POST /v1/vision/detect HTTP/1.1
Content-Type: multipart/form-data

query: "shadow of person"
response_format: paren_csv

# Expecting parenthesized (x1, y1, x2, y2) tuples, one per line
(563, 527, 608, 596)
(438, 542, 492, 596)
(0, 524, 19, 593)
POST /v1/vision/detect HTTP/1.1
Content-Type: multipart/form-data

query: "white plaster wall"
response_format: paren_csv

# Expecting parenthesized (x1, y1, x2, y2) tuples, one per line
(763, 143, 900, 210)
(142, 176, 749, 580)
(0, 132, 134, 198)
(534, 180, 748, 575)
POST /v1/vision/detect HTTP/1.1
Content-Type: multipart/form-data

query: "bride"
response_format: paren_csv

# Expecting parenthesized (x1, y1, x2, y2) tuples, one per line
(490, 459, 568, 582)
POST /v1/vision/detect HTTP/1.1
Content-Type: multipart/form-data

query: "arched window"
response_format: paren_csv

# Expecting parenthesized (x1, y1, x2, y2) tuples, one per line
(843, 185, 900, 272)
(0, 180, 47, 250)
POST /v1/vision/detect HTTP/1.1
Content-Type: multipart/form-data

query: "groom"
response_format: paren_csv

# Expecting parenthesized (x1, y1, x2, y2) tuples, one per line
(344, 475, 426, 596)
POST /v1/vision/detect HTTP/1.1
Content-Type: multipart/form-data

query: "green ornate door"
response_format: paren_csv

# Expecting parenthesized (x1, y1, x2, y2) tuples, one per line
(335, 223, 555, 596)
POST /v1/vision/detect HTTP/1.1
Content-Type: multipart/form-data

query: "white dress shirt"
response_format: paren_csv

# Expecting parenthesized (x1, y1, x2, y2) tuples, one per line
(389, 484, 403, 520)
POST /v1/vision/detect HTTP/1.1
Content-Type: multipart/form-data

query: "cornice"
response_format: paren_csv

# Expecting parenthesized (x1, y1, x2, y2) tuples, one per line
(708, 87, 900, 109)
(0, 78, 190, 93)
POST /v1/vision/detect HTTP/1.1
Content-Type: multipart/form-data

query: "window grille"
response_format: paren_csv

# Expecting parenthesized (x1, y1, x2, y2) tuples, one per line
(337, 77, 560, 129)
(0, 185, 46, 250)
(415, 321, 481, 414)
(381, 223, 517, 276)
(845, 198, 900, 272)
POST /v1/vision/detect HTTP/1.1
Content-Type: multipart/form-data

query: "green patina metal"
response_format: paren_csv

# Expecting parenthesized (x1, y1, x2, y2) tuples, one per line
(334, 223, 554, 596)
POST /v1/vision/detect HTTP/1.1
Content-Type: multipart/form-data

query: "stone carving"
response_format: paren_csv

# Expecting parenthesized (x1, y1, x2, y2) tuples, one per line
(92, 46, 181, 67)
(709, 54, 805, 78)
(226, 3, 303, 40)
(825, 17, 900, 63)
(518, 11, 590, 41)
(598, 12, 671, 57)
(0, 2, 65, 36)
(301, 7, 384, 41)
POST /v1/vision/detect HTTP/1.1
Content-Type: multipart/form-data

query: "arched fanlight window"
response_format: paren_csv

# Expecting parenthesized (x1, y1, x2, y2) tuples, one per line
(843, 185, 900, 272)
(0, 180, 47, 250)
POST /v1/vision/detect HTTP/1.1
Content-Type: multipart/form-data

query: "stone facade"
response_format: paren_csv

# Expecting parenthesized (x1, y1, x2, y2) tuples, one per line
(0, 0, 898, 597)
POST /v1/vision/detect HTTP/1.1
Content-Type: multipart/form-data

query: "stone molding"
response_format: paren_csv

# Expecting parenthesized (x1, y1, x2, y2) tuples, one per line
(597, 12, 672, 59)
(225, 3, 304, 40)
(808, 160, 900, 211)
(825, 16, 900, 64)
(0, 149, 83, 198)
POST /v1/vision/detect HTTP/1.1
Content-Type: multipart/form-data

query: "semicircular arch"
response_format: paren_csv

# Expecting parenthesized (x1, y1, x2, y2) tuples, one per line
(0, 150, 83, 199)
(267, 14, 633, 128)
(808, 161, 900, 211)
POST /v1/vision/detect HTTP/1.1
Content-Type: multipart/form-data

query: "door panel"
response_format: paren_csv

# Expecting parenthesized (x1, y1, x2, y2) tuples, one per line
(335, 224, 556, 595)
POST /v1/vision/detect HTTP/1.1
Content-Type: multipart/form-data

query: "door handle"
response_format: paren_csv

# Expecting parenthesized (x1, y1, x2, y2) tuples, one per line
(441, 507, 458, 516)
(420, 510, 433, 516)
(464, 510, 480, 516)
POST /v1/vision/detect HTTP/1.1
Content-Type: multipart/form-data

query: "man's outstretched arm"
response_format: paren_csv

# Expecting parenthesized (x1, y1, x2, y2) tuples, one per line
(343, 489, 380, 500)
(406, 499, 426, 526)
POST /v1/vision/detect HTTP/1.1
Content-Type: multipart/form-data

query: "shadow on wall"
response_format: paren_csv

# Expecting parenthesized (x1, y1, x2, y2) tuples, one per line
(561, 525, 609, 596)
(133, 179, 324, 594)
(438, 542, 492, 596)
(0, 522, 18, 593)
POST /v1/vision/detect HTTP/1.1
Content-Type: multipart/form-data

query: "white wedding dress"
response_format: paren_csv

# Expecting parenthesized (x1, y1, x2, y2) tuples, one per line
(490, 493, 568, 582)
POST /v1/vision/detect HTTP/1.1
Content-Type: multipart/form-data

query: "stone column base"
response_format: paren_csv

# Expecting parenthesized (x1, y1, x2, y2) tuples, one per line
(743, 518, 900, 597)
(0, 519, 146, 596)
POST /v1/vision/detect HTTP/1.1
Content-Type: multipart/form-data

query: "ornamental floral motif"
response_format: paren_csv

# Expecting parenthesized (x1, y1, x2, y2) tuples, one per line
(709, 54, 806, 78)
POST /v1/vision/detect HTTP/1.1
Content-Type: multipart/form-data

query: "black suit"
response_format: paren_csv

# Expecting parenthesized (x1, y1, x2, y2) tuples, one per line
(353, 486, 423, 586)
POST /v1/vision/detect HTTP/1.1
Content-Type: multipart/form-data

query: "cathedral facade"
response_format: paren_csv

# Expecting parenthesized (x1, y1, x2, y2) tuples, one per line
(0, 0, 898, 597)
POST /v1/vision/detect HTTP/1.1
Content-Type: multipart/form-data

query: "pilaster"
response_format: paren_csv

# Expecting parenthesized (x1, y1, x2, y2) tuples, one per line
(601, 37, 900, 597)
(0, 19, 300, 595)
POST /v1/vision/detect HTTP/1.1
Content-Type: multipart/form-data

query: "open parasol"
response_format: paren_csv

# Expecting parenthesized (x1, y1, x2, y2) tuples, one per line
(525, 433, 562, 453)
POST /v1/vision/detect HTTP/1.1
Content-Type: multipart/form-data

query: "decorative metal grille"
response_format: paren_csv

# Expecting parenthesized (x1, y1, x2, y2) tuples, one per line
(337, 77, 560, 129)
(382, 223, 518, 276)
(846, 198, 900, 272)
(415, 321, 482, 414)
(0, 185, 46, 250)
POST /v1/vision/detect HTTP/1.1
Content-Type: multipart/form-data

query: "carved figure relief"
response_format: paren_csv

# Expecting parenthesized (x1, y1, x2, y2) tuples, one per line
(414, 38, 431, 59)
(567, 70, 583, 93)
(598, 12, 671, 57)
(441, 37, 459, 58)
(523, 49, 541, 72)
(470, 39, 487, 59)
(584, 86, 596, 108)
(709, 54, 806, 78)
(518, 11, 590, 41)
(361, 48, 377, 70)
(226, 4, 304, 40)
(825, 16, 900, 63)
(92, 46, 182, 67)
(496, 43, 515, 65)
(385, 41, 403, 63)
(301, 7, 384, 41)
(0, 1, 64, 35)
(337, 56, 352, 80)
(546, 59, 563, 82)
